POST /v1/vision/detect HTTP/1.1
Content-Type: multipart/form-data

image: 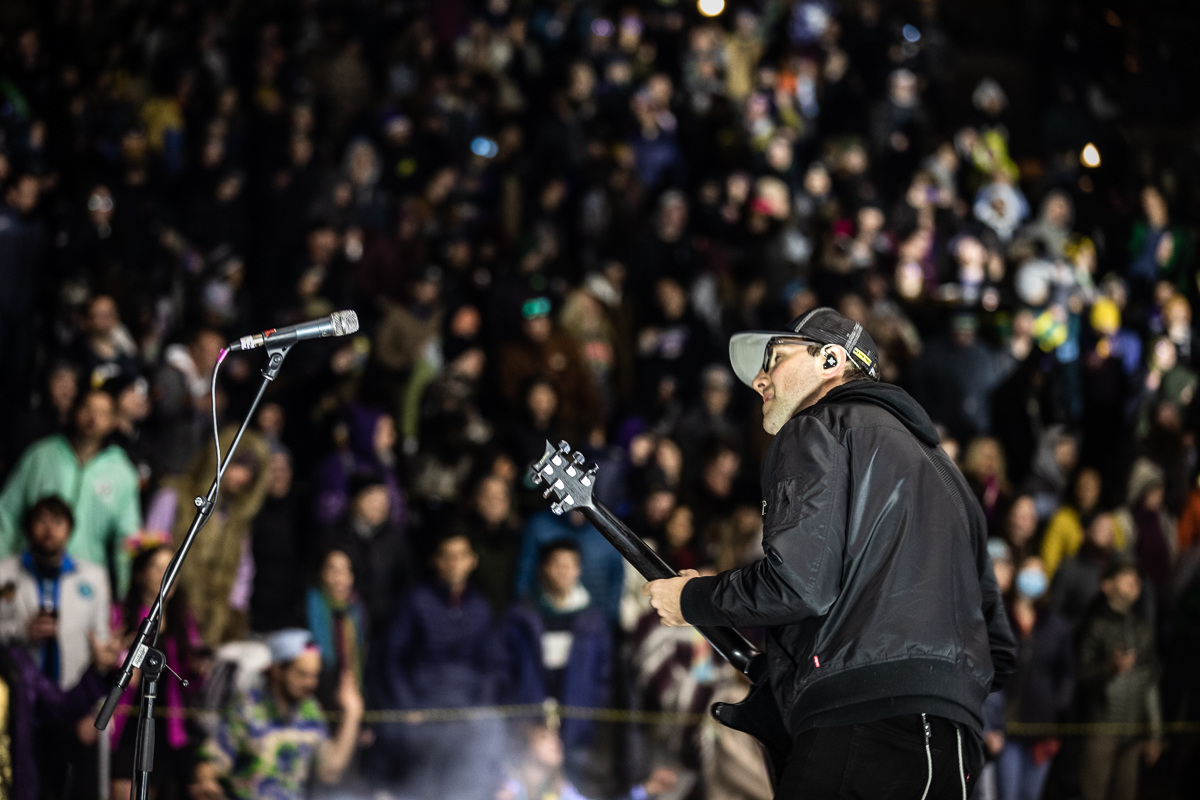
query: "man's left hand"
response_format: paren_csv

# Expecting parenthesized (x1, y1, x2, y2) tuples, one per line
(642, 570, 699, 627)
(336, 670, 364, 722)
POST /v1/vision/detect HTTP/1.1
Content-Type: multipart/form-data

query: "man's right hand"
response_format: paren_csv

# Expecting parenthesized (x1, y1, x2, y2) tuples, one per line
(28, 612, 57, 642)
(88, 632, 120, 672)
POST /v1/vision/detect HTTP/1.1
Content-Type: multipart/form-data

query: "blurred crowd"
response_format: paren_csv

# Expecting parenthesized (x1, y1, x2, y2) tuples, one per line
(0, 0, 1198, 798)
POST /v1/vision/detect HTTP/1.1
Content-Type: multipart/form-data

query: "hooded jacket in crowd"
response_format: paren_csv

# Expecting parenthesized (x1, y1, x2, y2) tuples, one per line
(313, 403, 406, 528)
(172, 427, 271, 648)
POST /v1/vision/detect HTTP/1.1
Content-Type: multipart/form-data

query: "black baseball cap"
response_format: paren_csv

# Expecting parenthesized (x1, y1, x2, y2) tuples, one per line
(728, 307, 881, 386)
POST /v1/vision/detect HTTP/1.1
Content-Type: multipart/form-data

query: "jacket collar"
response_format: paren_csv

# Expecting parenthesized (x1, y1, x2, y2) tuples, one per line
(21, 551, 77, 577)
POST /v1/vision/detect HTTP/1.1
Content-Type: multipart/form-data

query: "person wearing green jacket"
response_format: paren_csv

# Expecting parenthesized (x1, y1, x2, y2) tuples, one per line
(1076, 560, 1163, 800)
(0, 389, 141, 597)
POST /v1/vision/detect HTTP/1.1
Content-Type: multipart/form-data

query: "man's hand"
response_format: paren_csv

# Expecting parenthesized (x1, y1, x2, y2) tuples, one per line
(1111, 648, 1137, 675)
(88, 632, 120, 672)
(983, 730, 1005, 756)
(189, 763, 225, 800)
(28, 611, 57, 642)
(76, 715, 99, 746)
(642, 767, 678, 796)
(318, 671, 366, 784)
(642, 570, 699, 627)
(335, 670, 364, 722)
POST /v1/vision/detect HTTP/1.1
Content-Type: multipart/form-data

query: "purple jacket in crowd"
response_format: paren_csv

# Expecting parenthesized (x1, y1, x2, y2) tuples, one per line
(313, 403, 406, 528)
(0, 647, 107, 800)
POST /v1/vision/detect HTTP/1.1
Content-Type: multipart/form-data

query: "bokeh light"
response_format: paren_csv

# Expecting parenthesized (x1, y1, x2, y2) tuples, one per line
(1081, 143, 1101, 168)
(471, 137, 499, 158)
(590, 19, 614, 37)
(698, 0, 725, 18)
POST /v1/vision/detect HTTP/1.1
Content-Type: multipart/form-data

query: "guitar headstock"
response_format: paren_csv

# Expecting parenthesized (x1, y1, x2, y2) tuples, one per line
(530, 440, 599, 515)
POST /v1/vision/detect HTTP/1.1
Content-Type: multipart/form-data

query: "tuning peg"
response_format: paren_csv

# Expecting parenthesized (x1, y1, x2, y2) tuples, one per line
(587, 463, 599, 475)
(543, 487, 555, 499)
(530, 471, 543, 486)
(572, 451, 585, 465)
(550, 502, 564, 515)
(558, 441, 571, 454)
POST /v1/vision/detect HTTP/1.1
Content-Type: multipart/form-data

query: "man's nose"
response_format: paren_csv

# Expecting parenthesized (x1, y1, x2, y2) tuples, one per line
(752, 370, 770, 395)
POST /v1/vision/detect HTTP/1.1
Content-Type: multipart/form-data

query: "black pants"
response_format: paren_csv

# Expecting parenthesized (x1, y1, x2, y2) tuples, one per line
(775, 714, 984, 799)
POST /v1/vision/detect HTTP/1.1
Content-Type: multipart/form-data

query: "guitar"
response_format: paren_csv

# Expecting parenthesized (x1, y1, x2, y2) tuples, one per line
(531, 440, 792, 780)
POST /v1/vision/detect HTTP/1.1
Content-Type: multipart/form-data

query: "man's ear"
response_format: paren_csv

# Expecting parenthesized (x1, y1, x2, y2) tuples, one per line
(822, 345, 850, 378)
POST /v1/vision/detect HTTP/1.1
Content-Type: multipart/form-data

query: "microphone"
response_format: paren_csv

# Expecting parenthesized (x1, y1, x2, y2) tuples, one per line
(228, 311, 359, 352)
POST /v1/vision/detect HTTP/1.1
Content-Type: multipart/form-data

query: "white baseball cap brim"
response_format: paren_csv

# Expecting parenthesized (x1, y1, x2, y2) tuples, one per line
(728, 331, 783, 387)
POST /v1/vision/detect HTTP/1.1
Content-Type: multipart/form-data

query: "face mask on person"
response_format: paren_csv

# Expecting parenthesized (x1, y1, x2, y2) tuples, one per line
(1016, 567, 1048, 600)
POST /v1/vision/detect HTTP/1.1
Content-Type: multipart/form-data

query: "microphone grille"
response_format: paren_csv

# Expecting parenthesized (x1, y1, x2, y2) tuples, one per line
(331, 310, 360, 336)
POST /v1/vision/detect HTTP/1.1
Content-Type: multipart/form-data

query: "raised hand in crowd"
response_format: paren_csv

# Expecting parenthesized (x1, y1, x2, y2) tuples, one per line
(88, 630, 121, 672)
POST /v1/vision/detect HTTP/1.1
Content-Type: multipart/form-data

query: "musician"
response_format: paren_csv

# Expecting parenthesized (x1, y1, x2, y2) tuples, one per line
(643, 308, 1017, 799)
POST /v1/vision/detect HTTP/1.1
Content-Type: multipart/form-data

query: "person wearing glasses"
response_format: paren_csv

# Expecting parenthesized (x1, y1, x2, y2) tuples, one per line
(643, 307, 1017, 799)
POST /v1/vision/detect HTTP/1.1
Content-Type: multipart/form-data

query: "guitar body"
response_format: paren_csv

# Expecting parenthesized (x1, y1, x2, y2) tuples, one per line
(532, 441, 791, 781)
(711, 666, 793, 777)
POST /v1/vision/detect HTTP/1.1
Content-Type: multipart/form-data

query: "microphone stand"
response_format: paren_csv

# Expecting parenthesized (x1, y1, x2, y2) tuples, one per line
(94, 342, 294, 800)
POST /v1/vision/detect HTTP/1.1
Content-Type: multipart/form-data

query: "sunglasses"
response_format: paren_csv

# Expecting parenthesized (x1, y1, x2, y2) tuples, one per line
(762, 337, 823, 374)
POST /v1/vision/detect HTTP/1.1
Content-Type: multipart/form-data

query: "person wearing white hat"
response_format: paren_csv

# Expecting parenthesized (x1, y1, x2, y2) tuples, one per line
(643, 307, 1017, 799)
(189, 629, 363, 800)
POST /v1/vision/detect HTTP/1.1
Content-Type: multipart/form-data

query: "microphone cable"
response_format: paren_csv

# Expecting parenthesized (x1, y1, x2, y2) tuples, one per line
(150, 347, 228, 648)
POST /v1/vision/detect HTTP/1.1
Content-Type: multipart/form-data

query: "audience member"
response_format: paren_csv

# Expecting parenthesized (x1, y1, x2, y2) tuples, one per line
(996, 556, 1074, 800)
(321, 471, 414, 635)
(1076, 562, 1162, 800)
(109, 541, 202, 800)
(0, 390, 141, 595)
(380, 533, 504, 798)
(1041, 467, 1106, 579)
(505, 539, 612, 780)
(190, 628, 363, 800)
(313, 404, 405, 529)
(516, 510, 625, 623)
(1116, 459, 1177, 601)
(171, 428, 271, 647)
(250, 449, 306, 632)
(468, 474, 524, 614)
(0, 495, 115, 800)
(307, 548, 368, 708)
(0, 496, 112, 688)
(152, 328, 226, 478)
(0, 638, 115, 800)
(1050, 512, 1120, 633)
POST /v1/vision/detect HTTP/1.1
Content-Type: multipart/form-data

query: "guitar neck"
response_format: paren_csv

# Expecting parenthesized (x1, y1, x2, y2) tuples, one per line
(581, 501, 762, 680)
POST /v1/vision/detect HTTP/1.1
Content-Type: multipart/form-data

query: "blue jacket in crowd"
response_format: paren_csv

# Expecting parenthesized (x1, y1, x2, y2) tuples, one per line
(515, 512, 625, 622)
(384, 582, 505, 709)
(504, 598, 612, 749)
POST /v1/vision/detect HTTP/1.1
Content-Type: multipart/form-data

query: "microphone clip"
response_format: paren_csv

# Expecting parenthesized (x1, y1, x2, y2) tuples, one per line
(261, 341, 294, 382)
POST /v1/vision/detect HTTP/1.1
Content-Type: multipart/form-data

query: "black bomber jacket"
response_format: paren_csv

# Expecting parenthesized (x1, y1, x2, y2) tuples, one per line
(680, 381, 1017, 735)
